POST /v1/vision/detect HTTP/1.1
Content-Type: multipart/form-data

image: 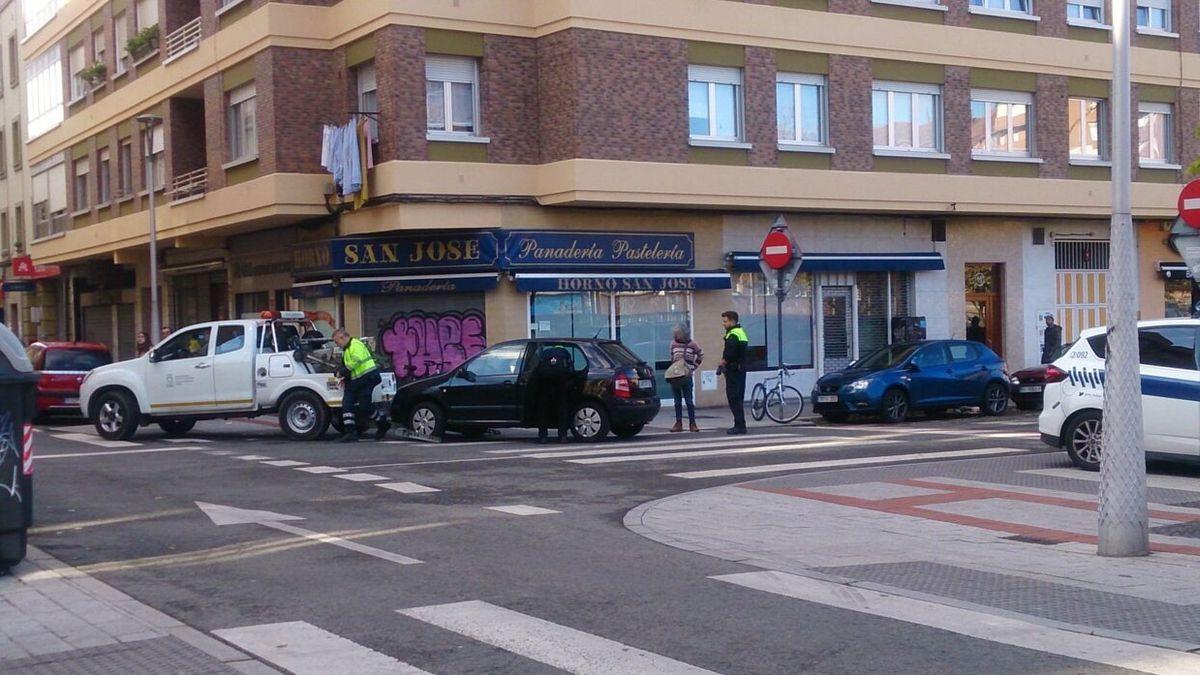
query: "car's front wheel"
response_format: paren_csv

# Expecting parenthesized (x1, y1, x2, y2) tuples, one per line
(1065, 410, 1103, 471)
(409, 402, 445, 439)
(982, 382, 1009, 416)
(570, 402, 610, 442)
(92, 390, 139, 441)
(881, 389, 909, 424)
(278, 391, 330, 441)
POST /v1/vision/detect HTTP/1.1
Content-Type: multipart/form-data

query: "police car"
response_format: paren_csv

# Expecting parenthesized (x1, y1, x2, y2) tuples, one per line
(1039, 319, 1200, 470)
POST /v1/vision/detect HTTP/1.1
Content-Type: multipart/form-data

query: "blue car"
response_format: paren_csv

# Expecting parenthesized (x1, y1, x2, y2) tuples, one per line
(811, 340, 1011, 423)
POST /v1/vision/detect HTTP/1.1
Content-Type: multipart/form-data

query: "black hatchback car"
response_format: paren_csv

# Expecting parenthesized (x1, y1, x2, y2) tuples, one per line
(389, 338, 661, 441)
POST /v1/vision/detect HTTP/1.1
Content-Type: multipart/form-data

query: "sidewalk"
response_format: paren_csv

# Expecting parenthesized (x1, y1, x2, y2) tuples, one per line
(646, 402, 817, 432)
(0, 547, 272, 673)
(627, 451, 1200, 658)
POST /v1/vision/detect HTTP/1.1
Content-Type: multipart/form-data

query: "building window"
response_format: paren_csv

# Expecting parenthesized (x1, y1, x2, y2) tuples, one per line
(688, 65, 743, 143)
(0, 129, 6, 177)
(69, 44, 87, 101)
(98, 147, 111, 204)
(7, 35, 15, 88)
(135, 0, 158, 31)
(970, 90, 1032, 157)
(226, 83, 257, 162)
(31, 161, 67, 239)
(730, 272, 815, 370)
(1136, 0, 1171, 31)
(776, 73, 827, 146)
(114, 14, 128, 75)
(1067, 0, 1103, 23)
(11, 119, 19, 168)
(1, 211, 9, 256)
(970, 0, 1030, 13)
(93, 28, 106, 75)
(1137, 102, 1172, 164)
(26, 48, 64, 141)
(118, 139, 132, 197)
(872, 81, 942, 152)
(425, 55, 479, 137)
(73, 157, 90, 211)
(141, 123, 164, 190)
(1068, 97, 1105, 160)
(22, 0, 68, 38)
(356, 62, 379, 149)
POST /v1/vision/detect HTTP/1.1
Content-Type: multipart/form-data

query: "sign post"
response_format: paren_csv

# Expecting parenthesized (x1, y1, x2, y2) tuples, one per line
(759, 216, 803, 369)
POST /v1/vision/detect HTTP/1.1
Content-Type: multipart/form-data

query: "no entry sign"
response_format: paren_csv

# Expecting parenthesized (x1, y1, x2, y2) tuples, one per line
(760, 230, 794, 270)
(758, 216, 803, 296)
(1178, 179, 1200, 229)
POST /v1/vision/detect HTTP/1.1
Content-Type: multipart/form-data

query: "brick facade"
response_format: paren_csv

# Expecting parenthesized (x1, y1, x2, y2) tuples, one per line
(374, 25, 426, 163)
(744, 47, 778, 167)
(828, 55, 873, 171)
(482, 35, 539, 165)
(535, 30, 578, 163)
(943, 65, 971, 175)
(1036, 74, 1069, 178)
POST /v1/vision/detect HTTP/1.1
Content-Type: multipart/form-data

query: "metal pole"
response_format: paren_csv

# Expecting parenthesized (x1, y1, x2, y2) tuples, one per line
(1098, 0, 1149, 557)
(776, 272, 785, 369)
(147, 135, 160, 342)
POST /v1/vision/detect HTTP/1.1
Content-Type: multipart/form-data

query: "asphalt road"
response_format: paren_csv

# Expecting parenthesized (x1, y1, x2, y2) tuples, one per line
(24, 409, 1133, 674)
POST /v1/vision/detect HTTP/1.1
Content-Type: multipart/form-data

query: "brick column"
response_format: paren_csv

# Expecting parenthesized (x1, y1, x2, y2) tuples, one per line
(745, 46, 778, 167)
(829, 0, 870, 14)
(482, 35, 539, 164)
(943, 65, 972, 174)
(828, 54, 872, 171)
(1177, 89, 1200, 177)
(1037, 0, 1069, 37)
(536, 31, 578, 163)
(944, 0, 970, 27)
(202, 76, 226, 192)
(375, 25, 427, 162)
(1179, 0, 1200, 53)
(265, 47, 343, 174)
(1036, 74, 1069, 178)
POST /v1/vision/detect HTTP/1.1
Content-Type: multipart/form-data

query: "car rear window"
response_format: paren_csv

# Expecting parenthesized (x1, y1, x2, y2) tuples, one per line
(44, 349, 112, 371)
(599, 342, 642, 366)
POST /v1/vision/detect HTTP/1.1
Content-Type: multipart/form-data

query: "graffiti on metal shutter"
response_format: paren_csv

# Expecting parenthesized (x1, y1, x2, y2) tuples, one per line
(379, 310, 487, 379)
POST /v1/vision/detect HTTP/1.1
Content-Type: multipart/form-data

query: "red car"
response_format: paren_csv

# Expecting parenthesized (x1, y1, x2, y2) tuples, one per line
(1008, 344, 1071, 411)
(26, 342, 113, 419)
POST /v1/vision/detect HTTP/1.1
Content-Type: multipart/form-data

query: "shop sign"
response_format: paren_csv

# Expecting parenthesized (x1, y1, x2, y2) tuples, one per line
(2, 281, 35, 293)
(232, 256, 292, 279)
(340, 275, 499, 295)
(293, 241, 333, 276)
(503, 231, 694, 270)
(331, 232, 500, 273)
(514, 272, 729, 292)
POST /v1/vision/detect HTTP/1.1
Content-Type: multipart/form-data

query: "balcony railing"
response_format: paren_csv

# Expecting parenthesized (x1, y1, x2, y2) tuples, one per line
(170, 168, 208, 201)
(164, 17, 201, 64)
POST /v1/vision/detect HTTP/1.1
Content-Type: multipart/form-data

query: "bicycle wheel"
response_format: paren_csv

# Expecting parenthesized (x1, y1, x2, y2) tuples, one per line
(765, 385, 805, 424)
(750, 383, 767, 421)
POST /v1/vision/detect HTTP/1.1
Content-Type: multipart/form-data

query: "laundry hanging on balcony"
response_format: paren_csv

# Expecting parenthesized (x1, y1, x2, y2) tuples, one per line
(320, 115, 375, 209)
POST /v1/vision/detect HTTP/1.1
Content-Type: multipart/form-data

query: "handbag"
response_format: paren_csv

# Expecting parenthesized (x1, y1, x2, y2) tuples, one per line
(664, 359, 690, 382)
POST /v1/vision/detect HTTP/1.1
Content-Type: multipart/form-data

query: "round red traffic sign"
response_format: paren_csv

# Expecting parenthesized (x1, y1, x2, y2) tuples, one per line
(1178, 179, 1200, 229)
(760, 230, 794, 270)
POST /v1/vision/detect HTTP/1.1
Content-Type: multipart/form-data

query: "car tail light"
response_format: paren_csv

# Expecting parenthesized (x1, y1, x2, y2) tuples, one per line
(613, 372, 632, 399)
(1044, 365, 1069, 384)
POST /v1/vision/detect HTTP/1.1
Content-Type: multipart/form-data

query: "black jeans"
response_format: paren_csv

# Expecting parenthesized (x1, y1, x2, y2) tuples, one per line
(342, 370, 383, 429)
(534, 374, 571, 440)
(724, 367, 746, 429)
(671, 377, 695, 424)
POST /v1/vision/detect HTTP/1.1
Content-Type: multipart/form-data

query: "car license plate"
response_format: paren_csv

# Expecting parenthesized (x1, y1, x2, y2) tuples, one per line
(64, 397, 79, 405)
(817, 395, 838, 403)
(1018, 386, 1042, 393)
(379, 373, 397, 396)
(638, 380, 654, 390)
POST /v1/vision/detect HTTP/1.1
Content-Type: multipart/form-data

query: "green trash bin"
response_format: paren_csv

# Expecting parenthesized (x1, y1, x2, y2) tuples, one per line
(0, 323, 36, 573)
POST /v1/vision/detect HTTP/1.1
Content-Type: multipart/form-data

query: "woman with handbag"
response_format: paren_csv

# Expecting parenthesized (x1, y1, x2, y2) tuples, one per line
(665, 324, 703, 433)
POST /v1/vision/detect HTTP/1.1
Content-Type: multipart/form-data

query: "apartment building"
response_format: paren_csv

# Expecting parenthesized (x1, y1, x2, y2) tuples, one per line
(17, 0, 1196, 401)
(0, 0, 28, 340)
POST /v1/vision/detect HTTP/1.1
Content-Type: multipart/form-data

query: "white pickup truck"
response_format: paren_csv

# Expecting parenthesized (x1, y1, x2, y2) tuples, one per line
(80, 312, 394, 441)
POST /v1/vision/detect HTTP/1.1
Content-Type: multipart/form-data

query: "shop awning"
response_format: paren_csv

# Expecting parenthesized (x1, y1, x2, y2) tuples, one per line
(728, 251, 945, 273)
(322, 273, 500, 296)
(1159, 261, 1191, 279)
(513, 270, 731, 292)
(292, 279, 335, 299)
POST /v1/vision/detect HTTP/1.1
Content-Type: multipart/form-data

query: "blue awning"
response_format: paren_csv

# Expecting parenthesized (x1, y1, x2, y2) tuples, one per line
(341, 273, 498, 295)
(292, 279, 335, 299)
(514, 270, 731, 293)
(729, 251, 945, 273)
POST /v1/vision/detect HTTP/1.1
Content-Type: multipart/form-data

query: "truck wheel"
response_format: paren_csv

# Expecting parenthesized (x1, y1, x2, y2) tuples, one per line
(92, 390, 139, 441)
(158, 419, 195, 437)
(409, 402, 445, 439)
(279, 392, 329, 441)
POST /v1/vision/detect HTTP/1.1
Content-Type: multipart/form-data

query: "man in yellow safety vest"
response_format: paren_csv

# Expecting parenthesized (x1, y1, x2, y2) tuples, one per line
(332, 329, 390, 442)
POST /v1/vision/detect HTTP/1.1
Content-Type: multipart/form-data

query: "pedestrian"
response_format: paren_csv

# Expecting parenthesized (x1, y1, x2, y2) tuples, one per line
(135, 331, 151, 356)
(966, 316, 987, 345)
(666, 324, 702, 433)
(331, 328, 390, 442)
(1041, 314, 1062, 364)
(718, 310, 749, 435)
(530, 344, 573, 444)
(160, 325, 172, 340)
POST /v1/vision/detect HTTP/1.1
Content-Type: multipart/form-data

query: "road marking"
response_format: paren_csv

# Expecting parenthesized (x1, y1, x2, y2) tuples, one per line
(204, 450, 236, 456)
(37, 446, 201, 459)
(234, 455, 273, 461)
(1021, 468, 1200, 493)
(49, 432, 140, 448)
(377, 482, 441, 494)
(569, 438, 897, 465)
(713, 571, 1200, 675)
(295, 466, 346, 474)
(196, 502, 422, 565)
(213, 621, 431, 675)
(517, 434, 802, 459)
(486, 505, 560, 516)
(341, 456, 525, 470)
(484, 433, 795, 454)
(667, 447, 1035, 479)
(261, 460, 309, 467)
(398, 600, 718, 674)
(335, 472, 390, 482)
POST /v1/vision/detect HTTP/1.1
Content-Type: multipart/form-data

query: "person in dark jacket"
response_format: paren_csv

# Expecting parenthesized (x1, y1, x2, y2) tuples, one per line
(1041, 314, 1063, 364)
(718, 310, 749, 435)
(531, 345, 574, 444)
(966, 316, 987, 345)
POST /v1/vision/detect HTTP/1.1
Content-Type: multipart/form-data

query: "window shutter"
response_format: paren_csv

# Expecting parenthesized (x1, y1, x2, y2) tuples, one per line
(48, 163, 67, 212)
(229, 83, 256, 106)
(687, 65, 742, 86)
(357, 63, 377, 94)
(425, 55, 476, 83)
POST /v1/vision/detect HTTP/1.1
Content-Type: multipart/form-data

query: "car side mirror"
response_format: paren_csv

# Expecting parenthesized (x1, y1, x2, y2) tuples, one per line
(906, 362, 920, 372)
(147, 349, 159, 363)
(459, 370, 477, 383)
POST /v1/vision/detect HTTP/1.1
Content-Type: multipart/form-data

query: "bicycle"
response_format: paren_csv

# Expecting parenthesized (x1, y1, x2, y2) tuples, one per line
(750, 365, 805, 424)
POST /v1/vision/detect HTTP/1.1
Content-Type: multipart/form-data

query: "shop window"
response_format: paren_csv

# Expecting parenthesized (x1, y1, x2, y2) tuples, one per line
(730, 272, 815, 371)
(857, 272, 889, 357)
(531, 292, 613, 341)
(1165, 279, 1193, 318)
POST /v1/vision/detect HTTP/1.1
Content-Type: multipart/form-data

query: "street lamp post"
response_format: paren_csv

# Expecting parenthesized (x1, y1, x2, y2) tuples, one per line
(1098, 0, 1149, 556)
(136, 114, 163, 342)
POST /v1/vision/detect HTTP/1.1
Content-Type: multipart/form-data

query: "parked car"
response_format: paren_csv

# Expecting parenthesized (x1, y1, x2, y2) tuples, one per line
(80, 312, 394, 441)
(1008, 343, 1072, 410)
(26, 341, 113, 420)
(812, 340, 1011, 424)
(1040, 319, 1199, 470)
(390, 338, 660, 442)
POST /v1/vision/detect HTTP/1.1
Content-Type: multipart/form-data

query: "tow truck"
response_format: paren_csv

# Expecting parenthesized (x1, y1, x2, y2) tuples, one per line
(80, 311, 395, 441)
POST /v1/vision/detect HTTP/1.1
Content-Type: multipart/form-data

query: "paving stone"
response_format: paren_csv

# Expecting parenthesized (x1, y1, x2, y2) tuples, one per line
(0, 635, 239, 674)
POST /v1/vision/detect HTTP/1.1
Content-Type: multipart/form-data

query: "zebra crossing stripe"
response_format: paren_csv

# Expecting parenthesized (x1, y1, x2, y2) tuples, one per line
(567, 438, 898, 465)
(520, 434, 803, 460)
(214, 621, 431, 675)
(399, 600, 719, 674)
(485, 433, 797, 455)
(49, 432, 140, 448)
(667, 447, 1035, 479)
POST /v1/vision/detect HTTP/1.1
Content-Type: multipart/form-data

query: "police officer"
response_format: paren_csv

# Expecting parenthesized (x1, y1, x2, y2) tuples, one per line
(332, 329, 390, 442)
(718, 310, 749, 435)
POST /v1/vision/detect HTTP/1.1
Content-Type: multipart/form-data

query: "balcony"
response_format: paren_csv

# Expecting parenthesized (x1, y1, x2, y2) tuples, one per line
(170, 167, 208, 202)
(163, 16, 202, 65)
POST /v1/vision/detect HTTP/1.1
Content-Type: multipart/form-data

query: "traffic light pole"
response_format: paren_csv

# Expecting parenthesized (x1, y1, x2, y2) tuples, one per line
(1098, 0, 1149, 557)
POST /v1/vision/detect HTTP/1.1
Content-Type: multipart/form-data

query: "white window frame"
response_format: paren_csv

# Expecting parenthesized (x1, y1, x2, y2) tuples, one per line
(1066, 0, 1105, 26)
(872, 81, 943, 154)
(68, 44, 86, 102)
(970, 89, 1034, 158)
(776, 73, 829, 150)
(1135, 0, 1174, 34)
(226, 83, 257, 163)
(425, 55, 484, 141)
(117, 139, 132, 198)
(968, 0, 1035, 18)
(1068, 96, 1107, 162)
(25, 47, 64, 141)
(135, 0, 158, 31)
(688, 65, 747, 146)
(97, 147, 111, 204)
(142, 123, 165, 191)
(92, 28, 105, 67)
(113, 14, 128, 75)
(1137, 101, 1174, 167)
(73, 157, 89, 212)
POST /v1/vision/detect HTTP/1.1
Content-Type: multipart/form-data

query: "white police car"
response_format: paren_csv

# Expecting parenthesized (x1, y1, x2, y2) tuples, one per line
(1039, 319, 1200, 470)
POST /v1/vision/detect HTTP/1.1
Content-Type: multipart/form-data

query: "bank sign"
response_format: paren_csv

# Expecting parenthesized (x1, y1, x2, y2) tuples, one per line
(503, 230, 694, 269)
(330, 231, 501, 273)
